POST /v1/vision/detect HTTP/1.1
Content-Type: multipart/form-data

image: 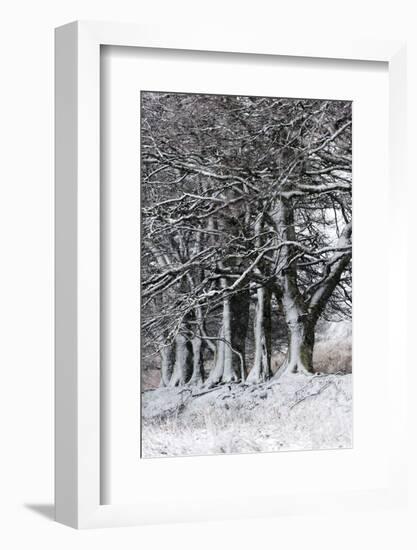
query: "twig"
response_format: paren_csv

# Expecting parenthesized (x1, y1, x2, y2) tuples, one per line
(191, 385, 231, 398)
(289, 380, 334, 410)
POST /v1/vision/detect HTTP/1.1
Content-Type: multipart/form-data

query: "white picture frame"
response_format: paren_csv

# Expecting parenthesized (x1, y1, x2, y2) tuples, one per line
(55, 20, 407, 529)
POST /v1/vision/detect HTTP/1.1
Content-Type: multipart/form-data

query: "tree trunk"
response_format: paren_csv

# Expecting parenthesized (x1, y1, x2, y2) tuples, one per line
(229, 288, 250, 381)
(247, 214, 272, 383)
(279, 269, 315, 374)
(159, 341, 175, 387)
(187, 301, 206, 385)
(221, 291, 237, 382)
(271, 200, 351, 378)
(169, 331, 193, 386)
(247, 286, 272, 383)
(207, 276, 248, 385)
(206, 286, 249, 386)
(270, 198, 316, 377)
(285, 317, 315, 374)
(206, 324, 225, 386)
(190, 336, 204, 384)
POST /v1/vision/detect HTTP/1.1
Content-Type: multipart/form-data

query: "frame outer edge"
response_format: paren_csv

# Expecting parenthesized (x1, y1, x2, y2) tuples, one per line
(76, 20, 101, 528)
(54, 19, 408, 529)
(55, 21, 79, 528)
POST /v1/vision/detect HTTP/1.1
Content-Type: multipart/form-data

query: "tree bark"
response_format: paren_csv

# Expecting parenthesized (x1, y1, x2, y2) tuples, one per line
(206, 324, 225, 386)
(218, 280, 239, 382)
(190, 337, 204, 384)
(206, 284, 249, 386)
(169, 330, 193, 386)
(159, 340, 175, 387)
(284, 317, 315, 374)
(247, 285, 272, 383)
(229, 288, 250, 381)
(247, 214, 272, 383)
(187, 277, 206, 385)
(270, 198, 315, 376)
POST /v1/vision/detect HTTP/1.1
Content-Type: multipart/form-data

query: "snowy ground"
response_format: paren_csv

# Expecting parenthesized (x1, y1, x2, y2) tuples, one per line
(141, 372, 352, 458)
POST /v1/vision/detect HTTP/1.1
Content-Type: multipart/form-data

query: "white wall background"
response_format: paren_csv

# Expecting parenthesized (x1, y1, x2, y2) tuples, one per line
(0, 1, 416, 548)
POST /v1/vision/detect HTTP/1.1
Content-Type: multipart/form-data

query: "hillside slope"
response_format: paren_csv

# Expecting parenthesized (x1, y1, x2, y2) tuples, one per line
(141, 372, 352, 458)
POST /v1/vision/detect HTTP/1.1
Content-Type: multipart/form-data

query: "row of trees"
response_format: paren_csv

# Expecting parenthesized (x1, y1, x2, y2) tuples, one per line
(141, 92, 352, 387)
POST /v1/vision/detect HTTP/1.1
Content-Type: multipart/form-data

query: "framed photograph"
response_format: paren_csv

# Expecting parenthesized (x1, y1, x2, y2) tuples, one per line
(55, 21, 407, 528)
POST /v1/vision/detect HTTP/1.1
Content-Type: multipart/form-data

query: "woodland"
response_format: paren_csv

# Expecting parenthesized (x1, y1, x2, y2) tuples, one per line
(141, 91, 352, 390)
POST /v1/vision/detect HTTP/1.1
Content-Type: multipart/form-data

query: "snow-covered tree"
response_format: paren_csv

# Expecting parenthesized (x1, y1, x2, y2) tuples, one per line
(141, 93, 352, 386)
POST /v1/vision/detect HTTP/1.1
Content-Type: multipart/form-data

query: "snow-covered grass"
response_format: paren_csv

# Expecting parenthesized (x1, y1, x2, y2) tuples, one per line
(141, 372, 352, 458)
